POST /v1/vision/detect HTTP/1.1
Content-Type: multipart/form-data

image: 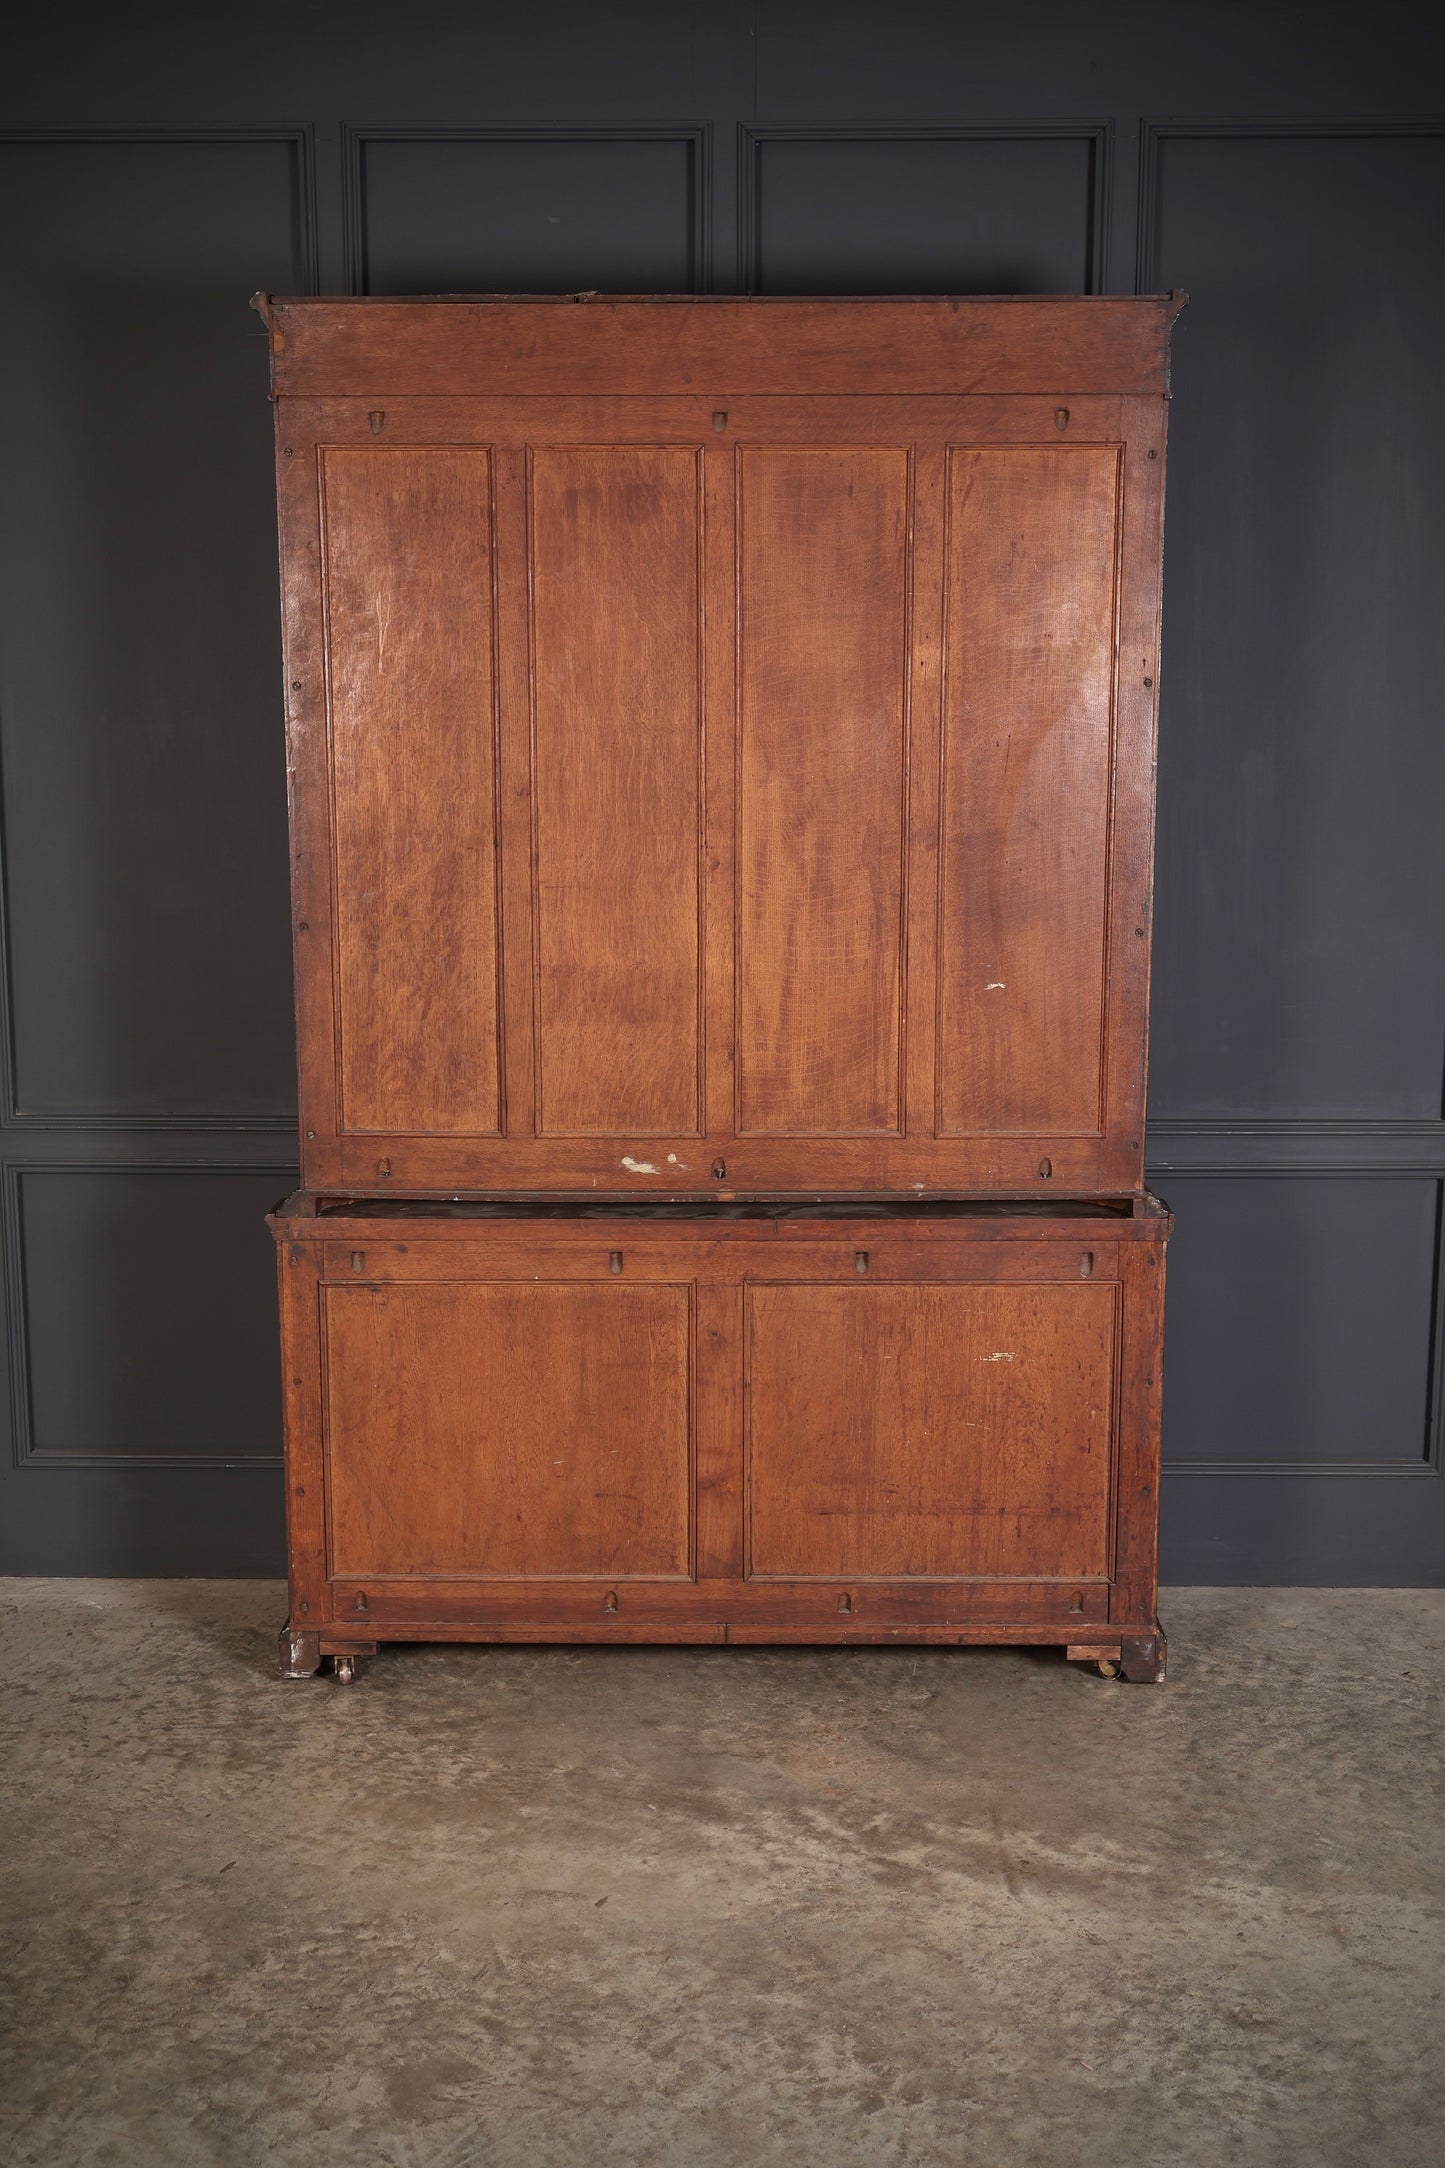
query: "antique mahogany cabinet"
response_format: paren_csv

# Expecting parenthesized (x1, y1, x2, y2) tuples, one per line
(256, 294, 1180, 1685)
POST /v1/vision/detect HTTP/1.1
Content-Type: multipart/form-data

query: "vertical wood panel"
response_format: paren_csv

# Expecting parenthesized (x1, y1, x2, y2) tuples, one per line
(737, 447, 909, 1135)
(530, 445, 703, 1135)
(323, 446, 500, 1134)
(938, 444, 1118, 1136)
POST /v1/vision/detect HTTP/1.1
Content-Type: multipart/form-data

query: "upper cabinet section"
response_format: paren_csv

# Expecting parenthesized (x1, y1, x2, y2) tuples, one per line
(264, 298, 1176, 1196)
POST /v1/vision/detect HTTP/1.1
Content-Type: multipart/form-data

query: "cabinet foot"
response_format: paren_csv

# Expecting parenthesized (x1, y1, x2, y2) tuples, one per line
(278, 1624, 322, 1679)
(1118, 1626, 1167, 1684)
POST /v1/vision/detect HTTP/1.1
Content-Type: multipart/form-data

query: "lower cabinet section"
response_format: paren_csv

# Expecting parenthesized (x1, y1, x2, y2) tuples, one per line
(270, 1195, 1170, 1677)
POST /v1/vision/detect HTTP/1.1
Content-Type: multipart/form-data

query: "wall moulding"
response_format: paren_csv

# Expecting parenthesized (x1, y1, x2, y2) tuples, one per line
(738, 121, 1113, 297)
(3, 1160, 294, 1470)
(340, 122, 712, 297)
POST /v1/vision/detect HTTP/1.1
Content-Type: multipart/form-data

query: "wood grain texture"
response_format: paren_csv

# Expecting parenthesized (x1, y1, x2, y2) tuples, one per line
(322, 447, 500, 1134)
(263, 296, 1177, 399)
(323, 1279, 692, 1579)
(277, 368, 1165, 1194)
(737, 447, 909, 1134)
(938, 444, 1120, 1136)
(746, 1280, 1117, 1579)
(277, 1239, 330, 1628)
(269, 1203, 1167, 1650)
(529, 445, 702, 1134)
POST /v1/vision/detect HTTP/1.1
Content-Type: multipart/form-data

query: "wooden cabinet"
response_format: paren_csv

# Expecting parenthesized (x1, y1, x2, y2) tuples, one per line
(258, 295, 1178, 1681)
(271, 1196, 1168, 1676)
(261, 296, 1174, 1200)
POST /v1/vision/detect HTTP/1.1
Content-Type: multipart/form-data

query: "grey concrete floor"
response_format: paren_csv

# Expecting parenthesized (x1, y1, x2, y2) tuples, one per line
(1, 1584, 1442, 2167)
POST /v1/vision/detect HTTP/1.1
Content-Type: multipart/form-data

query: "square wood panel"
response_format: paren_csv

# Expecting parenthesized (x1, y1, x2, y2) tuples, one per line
(323, 1279, 693, 1578)
(745, 1280, 1118, 1580)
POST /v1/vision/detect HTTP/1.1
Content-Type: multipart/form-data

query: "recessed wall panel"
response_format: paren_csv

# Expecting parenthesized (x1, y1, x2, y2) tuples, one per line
(749, 132, 1094, 294)
(359, 134, 697, 294)
(16, 1170, 286, 1461)
(1159, 1175, 1438, 1466)
(0, 136, 302, 1118)
(1149, 130, 1445, 1118)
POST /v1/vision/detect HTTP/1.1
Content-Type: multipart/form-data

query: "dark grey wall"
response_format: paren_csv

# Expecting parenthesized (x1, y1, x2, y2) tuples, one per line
(2, 2, 1442, 1580)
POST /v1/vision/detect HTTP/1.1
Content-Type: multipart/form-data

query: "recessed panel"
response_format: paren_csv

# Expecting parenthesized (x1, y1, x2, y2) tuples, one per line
(1150, 131, 1445, 1118)
(325, 1281, 692, 1577)
(1160, 1176, 1438, 1466)
(750, 133, 1094, 294)
(738, 448, 909, 1135)
(324, 447, 501, 1136)
(938, 445, 1118, 1136)
(359, 134, 696, 294)
(17, 1170, 286, 1461)
(530, 446, 703, 1134)
(747, 1281, 1116, 1578)
(0, 136, 301, 1118)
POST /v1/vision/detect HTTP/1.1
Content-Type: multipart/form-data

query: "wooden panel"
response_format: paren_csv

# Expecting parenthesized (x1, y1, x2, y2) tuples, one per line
(324, 1280, 692, 1578)
(737, 447, 908, 1134)
(746, 1281, 1116, 1579)
(323, 447, 500, 1133)
(264, 297, 1177, 399)
(529, 445, 702, 1134)
(938, 445, 1119, 1135)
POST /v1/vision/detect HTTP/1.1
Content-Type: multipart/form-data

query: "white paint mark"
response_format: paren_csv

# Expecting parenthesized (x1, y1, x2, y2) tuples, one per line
(983, 1351, 1015, 1363)
(666, 1153, 689, 1169)
(912, 1182, 926, 1191)
(986, 981, 1006, 991)
(621, 1156, 658, 1175)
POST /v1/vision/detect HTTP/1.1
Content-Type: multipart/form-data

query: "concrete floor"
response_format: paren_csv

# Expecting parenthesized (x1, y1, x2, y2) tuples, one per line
(1, 1585, 1442, 2168)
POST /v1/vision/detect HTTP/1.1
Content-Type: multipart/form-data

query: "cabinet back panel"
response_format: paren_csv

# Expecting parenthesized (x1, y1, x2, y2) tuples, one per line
(938, 445, 1119, 1136)
(746, 1280, 1116, 1579)
(323, 1280, 692, 1578)
(737, 447, 909, 1135)
(529, 445, 703, 1135)
(323, 447, 501, 1135)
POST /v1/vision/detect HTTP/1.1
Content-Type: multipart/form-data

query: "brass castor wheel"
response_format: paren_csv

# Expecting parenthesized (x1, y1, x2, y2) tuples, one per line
(333, 1655, 357, 1684)
(1095, 1657, 1120, 1679)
